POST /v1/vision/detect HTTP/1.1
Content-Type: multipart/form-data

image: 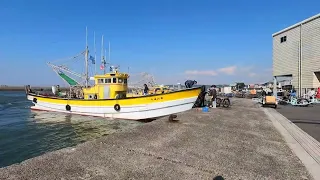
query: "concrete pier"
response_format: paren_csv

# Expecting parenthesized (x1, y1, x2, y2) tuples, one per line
(0, 99, 313, 180)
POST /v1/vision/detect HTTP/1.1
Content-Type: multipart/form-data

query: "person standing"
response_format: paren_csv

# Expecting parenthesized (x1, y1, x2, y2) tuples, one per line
(307, 88, 316, 99)
(316, 87, 320, 99)
(290, 89, 296, 98)
(143, 84, 149, 95)
(208, 85, 217, 108)
(283, 90, 289, 100)
(261, 88, 267, 97)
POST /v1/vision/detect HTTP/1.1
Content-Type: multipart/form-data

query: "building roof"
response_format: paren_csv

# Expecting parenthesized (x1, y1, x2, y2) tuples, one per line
(272, 13, 320, 37)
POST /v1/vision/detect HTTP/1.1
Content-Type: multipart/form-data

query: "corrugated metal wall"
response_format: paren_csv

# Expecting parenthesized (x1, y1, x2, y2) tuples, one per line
(272, 26, 300, 90)
(273, 16, 320, 95)
(301, 17, 320, 88)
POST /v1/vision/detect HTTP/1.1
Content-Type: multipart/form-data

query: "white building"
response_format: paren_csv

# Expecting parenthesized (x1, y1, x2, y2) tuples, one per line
(272, 13, 320, 96)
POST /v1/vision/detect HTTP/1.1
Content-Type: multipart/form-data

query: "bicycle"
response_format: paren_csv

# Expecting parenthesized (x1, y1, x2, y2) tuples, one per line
(216, 97, 231, 108)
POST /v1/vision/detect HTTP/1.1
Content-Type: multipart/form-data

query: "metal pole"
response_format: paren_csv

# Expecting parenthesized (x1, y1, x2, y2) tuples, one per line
(101, 35, 105, 74)
(105, 48, 107, 71)
(273, 76, 277, 99)
(94, 31, 96, 75)
(299, 24, 303, 97)
(85, 26, 89, 88)
(108, 41, 111, 65)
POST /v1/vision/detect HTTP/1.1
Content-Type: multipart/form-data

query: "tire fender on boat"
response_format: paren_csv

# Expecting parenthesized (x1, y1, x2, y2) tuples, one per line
(114, 104, 121, 111)
(94, 94, 97, 99)
(33, 98, 37, 103)
(66, 104, 71, 111)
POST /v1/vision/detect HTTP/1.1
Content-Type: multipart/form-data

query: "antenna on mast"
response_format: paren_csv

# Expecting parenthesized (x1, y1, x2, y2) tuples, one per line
(105, 48, 107, 71)
(85, 26, 89, 88)
(108, 41, 111, 66)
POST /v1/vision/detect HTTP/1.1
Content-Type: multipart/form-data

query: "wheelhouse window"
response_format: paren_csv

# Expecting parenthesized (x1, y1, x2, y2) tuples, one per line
(98, 79, 104, 83)
(124, 79, 127, 84)
(118, 78, 123, 83)
(112, 78, 116, 83)
(280, 36, 287, 43)
(105, 78, 111, 83)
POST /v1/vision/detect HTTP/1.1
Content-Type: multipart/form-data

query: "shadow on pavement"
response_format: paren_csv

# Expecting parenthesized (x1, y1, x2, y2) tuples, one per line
(213, 176, 225, 180)
(291, 120, 320, 124)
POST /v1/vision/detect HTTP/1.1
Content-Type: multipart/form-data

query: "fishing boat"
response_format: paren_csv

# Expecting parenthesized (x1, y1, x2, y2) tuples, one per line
(25, 28, 202, 120)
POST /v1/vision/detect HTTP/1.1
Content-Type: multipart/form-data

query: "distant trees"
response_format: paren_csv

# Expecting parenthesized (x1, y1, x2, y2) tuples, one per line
(236, 82, 245, 90)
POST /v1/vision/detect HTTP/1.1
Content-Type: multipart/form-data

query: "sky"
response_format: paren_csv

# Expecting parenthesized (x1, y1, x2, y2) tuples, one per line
(0, 0, 319, 86)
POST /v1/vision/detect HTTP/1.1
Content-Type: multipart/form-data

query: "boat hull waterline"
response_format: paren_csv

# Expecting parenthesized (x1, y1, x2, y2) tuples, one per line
(27, 88, 202, 120)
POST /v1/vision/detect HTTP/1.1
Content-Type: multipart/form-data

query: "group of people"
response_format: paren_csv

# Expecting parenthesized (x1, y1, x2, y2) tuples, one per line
(142, 80, 199, 96)
(185, 80, 218, 108)
(265, 87, 320, 101)
(144, 79, 218, 108)
(306, 87, 320, 99)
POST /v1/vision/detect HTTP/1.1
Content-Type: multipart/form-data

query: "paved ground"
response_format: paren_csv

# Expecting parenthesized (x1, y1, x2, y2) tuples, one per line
(276, 104, 320, 142)
(0, 99, 312, 180)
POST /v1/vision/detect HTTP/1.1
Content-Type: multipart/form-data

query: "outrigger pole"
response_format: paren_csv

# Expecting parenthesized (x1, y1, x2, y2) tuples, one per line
(47, 62, 83, 78)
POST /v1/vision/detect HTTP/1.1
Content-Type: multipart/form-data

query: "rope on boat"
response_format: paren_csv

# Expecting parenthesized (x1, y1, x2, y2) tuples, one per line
(49, 51, 85, 64)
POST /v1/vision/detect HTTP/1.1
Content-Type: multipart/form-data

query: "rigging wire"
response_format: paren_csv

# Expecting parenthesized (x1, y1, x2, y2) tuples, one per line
(49, 51, 85, 64)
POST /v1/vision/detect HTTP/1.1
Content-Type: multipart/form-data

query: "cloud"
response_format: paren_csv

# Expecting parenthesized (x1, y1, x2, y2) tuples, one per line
(184, 70, 218, 76)
(217, 66, 237, 75)
(182, 65, 273, 84)
(236, 66, 260, 78)
(248, 72, 257, 77)
(184, 65, 237, 77)
(245, 68, 273, 84)
(238, 66, 254, 73)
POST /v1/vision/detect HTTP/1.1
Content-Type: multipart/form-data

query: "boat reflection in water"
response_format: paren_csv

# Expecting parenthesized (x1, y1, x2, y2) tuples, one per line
(30, 110, 143, 143)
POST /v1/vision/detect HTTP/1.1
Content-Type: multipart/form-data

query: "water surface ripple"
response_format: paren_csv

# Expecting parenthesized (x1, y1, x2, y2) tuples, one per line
(0, 91, 143, 168)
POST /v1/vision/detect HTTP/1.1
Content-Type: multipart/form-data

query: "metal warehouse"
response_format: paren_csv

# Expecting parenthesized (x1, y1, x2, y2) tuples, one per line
(272, 13, 320, 96)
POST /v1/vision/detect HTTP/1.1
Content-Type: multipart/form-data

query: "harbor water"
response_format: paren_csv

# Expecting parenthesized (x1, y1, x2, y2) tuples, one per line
(0, 91, 143, 168)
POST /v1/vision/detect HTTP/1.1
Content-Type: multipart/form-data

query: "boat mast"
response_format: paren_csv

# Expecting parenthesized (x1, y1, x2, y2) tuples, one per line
(94, 31, 97, 75)
(108, 41, 111, 68)
(105, 48, 107, 71)
(85, 26, 89, 88)
(101, 35, 105, 74)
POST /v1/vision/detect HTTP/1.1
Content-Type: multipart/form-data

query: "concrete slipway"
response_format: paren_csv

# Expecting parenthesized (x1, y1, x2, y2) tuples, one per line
(0, 99, 318, 180)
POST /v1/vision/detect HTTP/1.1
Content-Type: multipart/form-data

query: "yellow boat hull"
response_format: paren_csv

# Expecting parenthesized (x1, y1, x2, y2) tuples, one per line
(27, 87, 202, 120)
